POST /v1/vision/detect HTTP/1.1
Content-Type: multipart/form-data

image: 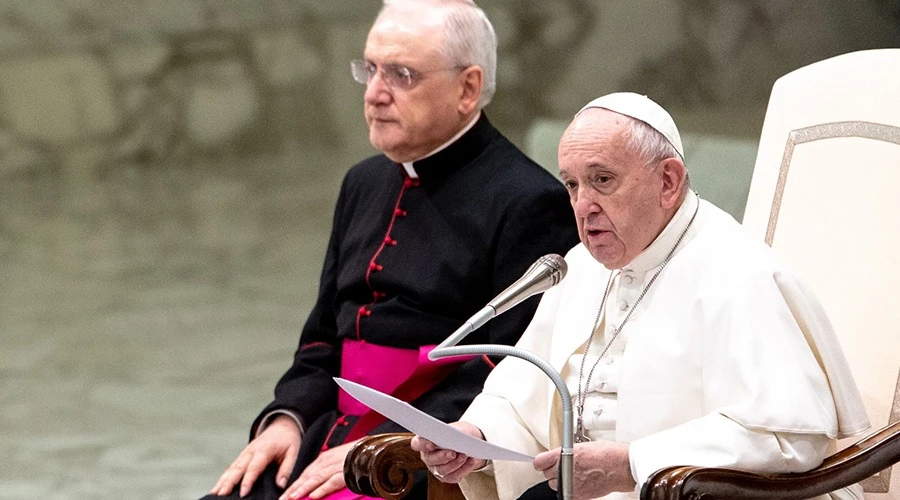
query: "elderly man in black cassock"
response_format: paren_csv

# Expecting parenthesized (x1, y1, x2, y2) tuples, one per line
(202, 1, 579, 500)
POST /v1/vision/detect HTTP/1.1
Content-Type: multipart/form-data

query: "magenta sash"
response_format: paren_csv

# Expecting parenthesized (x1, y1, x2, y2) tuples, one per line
(296, 488, 374, 500)
(338, 340, 420, 416)
(337, 339, 474, 442)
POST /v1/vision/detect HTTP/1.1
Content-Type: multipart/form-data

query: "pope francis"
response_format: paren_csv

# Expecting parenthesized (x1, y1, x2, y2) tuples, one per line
(411, 92, 871, 500)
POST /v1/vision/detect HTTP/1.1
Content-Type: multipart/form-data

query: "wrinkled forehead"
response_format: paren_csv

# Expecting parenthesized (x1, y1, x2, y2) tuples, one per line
(559, 111, 635, 168)
(365, 9, 447, 63)
(561, 110, 631, 149)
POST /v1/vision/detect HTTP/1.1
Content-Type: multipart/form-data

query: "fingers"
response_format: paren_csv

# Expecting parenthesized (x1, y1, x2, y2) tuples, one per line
(275, 442, 300, 489)
(282, 462, 325, 500)
(280, 441, 355, 500)
(429, 453, 484, 484)
(414, 421, 484, 457)
(210, 449, 254, 496)
(240, 452, 273, 497)
(416, 422, 488, 484)
(533, 448, 561, 472)
(282, 461, 323, 500)
(280, 468, 346, 500)
(420, 447, 458, 468)
(307, 473, 347, 500)
(534, 449, 561, 484)
(450, 421, 485, 440)
(538, 458, 559, 484)
(410, 435, 437, 453)
(279, 475, 305, 500)
(416, 439, 463, 483)
(212, 418, 301, 496)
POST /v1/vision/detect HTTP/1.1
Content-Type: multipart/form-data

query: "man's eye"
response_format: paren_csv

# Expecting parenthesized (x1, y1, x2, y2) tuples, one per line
(563, 180, 577, 190)
(594, 176, 610, 185)
(387, 66, 410, 80)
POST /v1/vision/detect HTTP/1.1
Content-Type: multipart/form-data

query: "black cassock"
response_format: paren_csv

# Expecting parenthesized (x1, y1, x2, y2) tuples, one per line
(203, 114, 579, 500)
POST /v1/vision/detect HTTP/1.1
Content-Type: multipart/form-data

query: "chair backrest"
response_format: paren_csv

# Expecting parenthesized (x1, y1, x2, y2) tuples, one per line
(741, 48, 900, 498)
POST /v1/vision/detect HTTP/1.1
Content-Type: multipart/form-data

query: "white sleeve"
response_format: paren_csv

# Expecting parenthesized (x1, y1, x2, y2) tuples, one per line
(629, 412, 831, 487)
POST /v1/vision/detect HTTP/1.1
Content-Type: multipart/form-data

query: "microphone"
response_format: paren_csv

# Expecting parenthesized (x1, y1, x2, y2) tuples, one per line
(490, 253, 567, 316)
(434, 254, 567, 352)
(428, 253, 576, 499)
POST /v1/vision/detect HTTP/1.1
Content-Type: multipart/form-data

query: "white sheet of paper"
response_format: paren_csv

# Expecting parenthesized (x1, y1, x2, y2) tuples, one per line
(334, 377, 533, 462)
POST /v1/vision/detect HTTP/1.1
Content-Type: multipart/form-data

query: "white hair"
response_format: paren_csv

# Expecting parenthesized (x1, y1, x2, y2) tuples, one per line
(624, 118, 691, 191)
(379, 0, 497, 108)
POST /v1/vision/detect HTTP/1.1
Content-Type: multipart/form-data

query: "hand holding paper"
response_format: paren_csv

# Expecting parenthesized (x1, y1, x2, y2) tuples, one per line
(334, 377, 533, 462)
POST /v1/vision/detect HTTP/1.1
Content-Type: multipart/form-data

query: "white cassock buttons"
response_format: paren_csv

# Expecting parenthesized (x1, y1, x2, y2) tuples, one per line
(618, 301, 628, 311)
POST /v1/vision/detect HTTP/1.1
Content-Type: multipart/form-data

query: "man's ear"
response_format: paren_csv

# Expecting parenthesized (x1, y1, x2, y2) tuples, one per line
(457, 66, 483, 115)
(658, 157, 687, 209)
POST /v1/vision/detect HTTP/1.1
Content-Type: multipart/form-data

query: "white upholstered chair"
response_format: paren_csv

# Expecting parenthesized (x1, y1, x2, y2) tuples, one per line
(644, 48, 900, 499)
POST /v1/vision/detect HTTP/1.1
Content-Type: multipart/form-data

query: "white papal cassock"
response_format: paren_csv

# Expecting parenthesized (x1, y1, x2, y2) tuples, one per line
(460, 191, 870, 500)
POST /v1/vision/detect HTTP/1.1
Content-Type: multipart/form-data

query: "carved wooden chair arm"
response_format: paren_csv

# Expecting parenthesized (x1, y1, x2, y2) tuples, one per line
(344, 432, 465, 500)
(641, 420, 900, 500)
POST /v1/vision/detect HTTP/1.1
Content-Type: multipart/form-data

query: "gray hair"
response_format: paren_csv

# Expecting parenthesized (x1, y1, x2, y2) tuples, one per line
(624, 118, 691, 191)
(379, 0, 497, 108)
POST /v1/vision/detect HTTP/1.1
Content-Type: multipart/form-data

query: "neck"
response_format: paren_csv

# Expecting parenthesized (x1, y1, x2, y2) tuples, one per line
(403, 112, 481, 164)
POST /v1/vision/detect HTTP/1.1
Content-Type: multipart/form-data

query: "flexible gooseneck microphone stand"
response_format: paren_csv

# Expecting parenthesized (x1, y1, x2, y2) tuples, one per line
(428, 255, 573, 500)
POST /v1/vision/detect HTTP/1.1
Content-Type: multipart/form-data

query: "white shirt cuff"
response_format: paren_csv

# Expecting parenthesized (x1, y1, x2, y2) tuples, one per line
(256, 409, 305, 439)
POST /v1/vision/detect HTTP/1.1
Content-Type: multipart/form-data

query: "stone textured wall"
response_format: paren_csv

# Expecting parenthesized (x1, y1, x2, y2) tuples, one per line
(0, 1, 377, 179)
(0, 0, 895, 180)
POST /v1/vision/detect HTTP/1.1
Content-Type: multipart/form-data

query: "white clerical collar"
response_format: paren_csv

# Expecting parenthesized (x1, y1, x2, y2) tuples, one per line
(623, 190, 699, 274)
(400, 113, 480, 179)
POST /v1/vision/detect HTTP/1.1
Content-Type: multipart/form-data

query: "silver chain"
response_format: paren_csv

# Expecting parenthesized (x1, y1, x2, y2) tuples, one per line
(574, 198, 700, 443)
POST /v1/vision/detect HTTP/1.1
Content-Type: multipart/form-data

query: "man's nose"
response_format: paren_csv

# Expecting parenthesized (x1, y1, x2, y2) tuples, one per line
(572, 189, 599, 217)
(364, 72, 391, 104)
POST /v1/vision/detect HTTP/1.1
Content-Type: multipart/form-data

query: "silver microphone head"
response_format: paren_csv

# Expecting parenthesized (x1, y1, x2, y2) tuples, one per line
(490, 254, 568, 315)
(540, 253, 567, 286)
(522, 254, 567, 286)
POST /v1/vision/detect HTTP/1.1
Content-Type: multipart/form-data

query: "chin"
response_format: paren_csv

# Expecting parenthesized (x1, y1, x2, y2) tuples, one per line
(369, 135, 394, 154)
(370, 127, 403, 145)
(589, 248, 623, 269)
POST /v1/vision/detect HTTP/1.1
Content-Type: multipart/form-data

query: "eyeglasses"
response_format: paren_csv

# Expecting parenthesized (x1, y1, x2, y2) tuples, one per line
(351, 59, 465, 91)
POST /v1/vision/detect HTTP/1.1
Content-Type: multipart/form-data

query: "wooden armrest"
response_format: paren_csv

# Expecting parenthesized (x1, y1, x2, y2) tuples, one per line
(641, 420, 900, 500)
(344, 432, 465, 500)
